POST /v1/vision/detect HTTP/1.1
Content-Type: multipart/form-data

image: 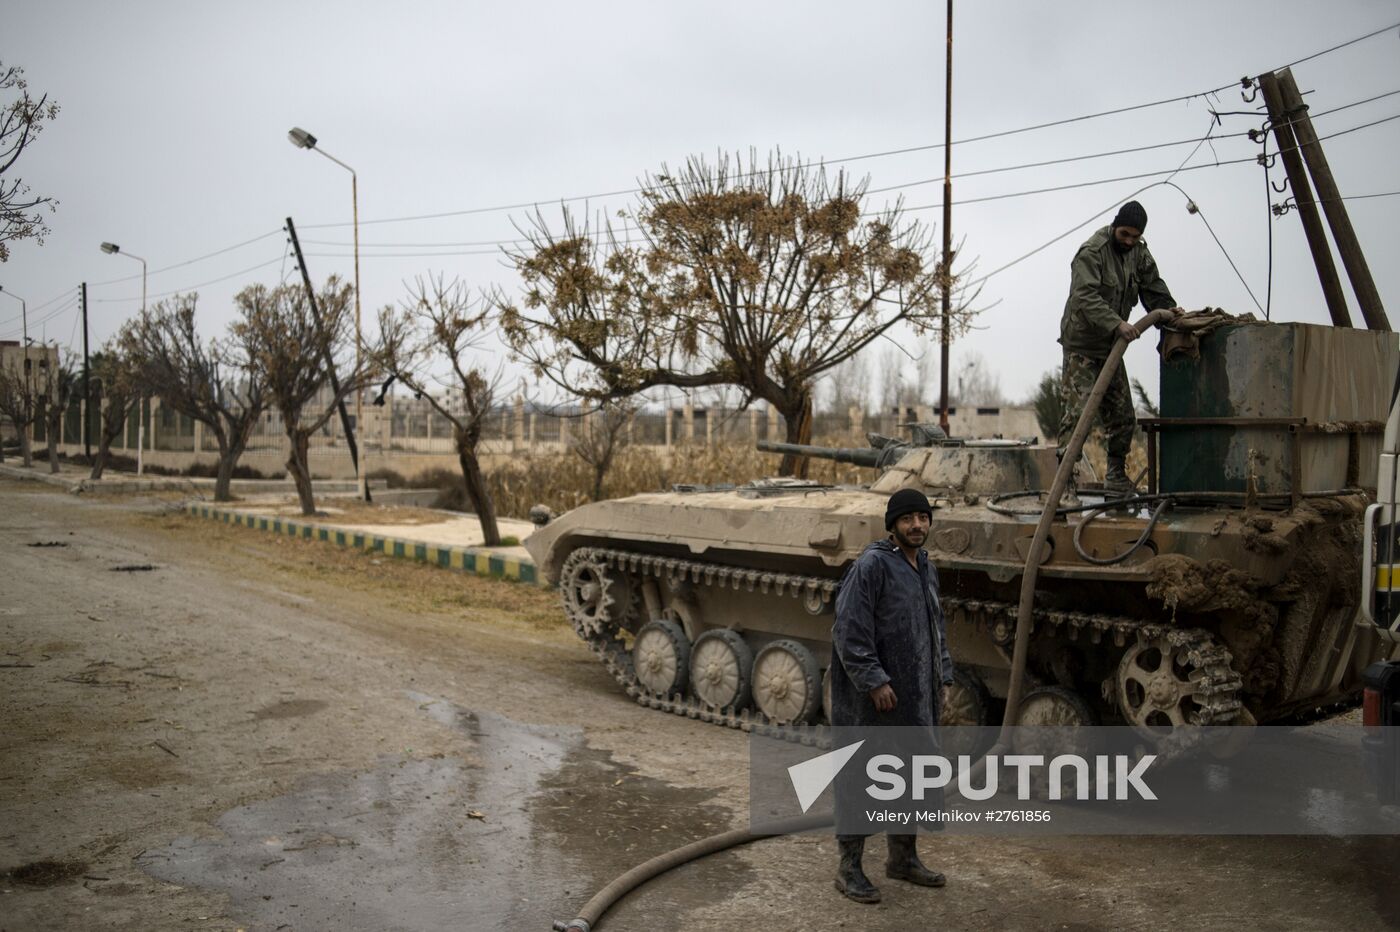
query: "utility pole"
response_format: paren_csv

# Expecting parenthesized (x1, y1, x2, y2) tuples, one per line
(1277, 68, 1389, 331)
(1257, 71, 1351, 327)
(937, 0, 954, 434)
(80, 282, 91, 458)
(284, 216, 367, 498)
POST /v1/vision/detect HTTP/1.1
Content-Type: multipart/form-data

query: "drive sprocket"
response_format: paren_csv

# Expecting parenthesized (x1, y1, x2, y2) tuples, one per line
(1114, 630, 1243, 736)
(559, 550, 634, 639)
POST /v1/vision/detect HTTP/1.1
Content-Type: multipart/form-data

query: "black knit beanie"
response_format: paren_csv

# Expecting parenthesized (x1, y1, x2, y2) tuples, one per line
(1112, 200, 1148, 232)
(885, 488, 933, 531)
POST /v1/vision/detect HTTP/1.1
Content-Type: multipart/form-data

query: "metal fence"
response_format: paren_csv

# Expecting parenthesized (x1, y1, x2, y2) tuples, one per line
(44, 390, 1042, 478)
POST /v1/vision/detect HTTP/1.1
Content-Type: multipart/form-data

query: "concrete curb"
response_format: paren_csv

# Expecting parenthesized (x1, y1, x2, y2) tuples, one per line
(0, 463, 81, 488)
(0, 462, 385, 495)
(183, 503, 540, 586)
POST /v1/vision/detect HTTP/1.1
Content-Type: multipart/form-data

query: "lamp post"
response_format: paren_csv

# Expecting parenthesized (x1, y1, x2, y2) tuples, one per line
(100, 242, 147, 474)
(287, 126, 367, 502)
(0, 286, 33, 455)
(99, 243, 146, 312)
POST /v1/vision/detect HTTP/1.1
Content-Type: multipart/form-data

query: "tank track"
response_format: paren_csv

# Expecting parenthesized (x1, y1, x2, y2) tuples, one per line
(562, 546, 1244, 746)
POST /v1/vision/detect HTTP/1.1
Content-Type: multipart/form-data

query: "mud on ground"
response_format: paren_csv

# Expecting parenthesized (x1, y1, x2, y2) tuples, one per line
(2, 478, 1398, 931)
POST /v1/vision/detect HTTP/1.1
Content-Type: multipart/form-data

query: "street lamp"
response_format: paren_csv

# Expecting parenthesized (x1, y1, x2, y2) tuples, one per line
(99, 243, 147, 313)
(0, 284, 26, 348)
(100, 241, 148, 474)
(287, 125, 367, 501)
(0, 285, 34, 456)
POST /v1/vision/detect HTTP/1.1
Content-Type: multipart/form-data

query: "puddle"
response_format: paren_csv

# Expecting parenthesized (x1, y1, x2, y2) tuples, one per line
(110, 564, 157, 573)
(26, 541, 69, 548)
(139, 696, 748, 930)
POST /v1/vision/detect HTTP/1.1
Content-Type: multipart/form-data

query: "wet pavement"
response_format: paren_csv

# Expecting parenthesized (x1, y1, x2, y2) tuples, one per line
(137, 695, 748, 930)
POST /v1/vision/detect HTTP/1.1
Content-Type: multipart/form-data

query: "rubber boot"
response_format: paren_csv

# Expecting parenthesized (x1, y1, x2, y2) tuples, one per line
(834, 836, 880, 903)
(885, 834, 946, 887)
(1104, 455, 1134, 496)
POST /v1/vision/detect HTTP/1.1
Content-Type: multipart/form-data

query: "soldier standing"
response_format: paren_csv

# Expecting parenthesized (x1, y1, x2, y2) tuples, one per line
(1058, 200, 1182, 493)
(829, 488, 952, 903)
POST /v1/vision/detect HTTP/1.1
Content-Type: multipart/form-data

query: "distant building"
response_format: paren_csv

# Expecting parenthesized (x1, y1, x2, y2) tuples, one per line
(889, 403, 1042, 442)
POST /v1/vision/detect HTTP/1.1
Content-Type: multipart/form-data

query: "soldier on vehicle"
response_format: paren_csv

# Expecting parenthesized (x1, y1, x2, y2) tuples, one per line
(1058, 200, 1183, 494)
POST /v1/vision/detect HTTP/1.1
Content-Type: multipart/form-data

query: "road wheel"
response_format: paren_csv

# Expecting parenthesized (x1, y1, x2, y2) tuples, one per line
(689, 629, 754, 712)
(633, 618, 690, 697)
(939, 666, 993, 760)
(752, 639, 822, 724)
(940, 666, 992, 726)
(1012, 686, 1099, 798)
(1017, 685, 1098, 726)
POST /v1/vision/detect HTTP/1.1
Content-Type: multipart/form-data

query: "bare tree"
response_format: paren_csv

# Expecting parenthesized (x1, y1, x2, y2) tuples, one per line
(40, 350, 73, 474)
(0, 348, 40, 466)
(570, 399, 636, 501)
(88, 344, 139, 480)
(119, 294, 267, 501)
(235, 277, 365, 516)
(952, 350, 1005, 407)
(822, 352, 869, 419)
(501, 150, 977, 477)
(0, 63, 59, 262)
(377, 275, 502, 544)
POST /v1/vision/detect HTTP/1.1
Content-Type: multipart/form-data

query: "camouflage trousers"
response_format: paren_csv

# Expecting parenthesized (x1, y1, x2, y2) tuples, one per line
(1057, 350, 1135, 460)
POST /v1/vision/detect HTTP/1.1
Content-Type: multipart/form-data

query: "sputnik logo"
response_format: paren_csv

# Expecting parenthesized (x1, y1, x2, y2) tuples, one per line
(787, 740, 865, 813)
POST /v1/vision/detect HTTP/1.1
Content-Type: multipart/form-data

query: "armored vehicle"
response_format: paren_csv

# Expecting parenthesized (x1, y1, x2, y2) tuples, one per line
(527, 320, 1400, 738)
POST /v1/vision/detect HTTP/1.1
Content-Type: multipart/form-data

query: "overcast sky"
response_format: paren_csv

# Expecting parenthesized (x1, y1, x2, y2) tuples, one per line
(3, 0, 1398, 414)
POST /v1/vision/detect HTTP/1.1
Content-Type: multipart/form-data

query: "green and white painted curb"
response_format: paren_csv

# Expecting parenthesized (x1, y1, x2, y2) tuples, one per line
(184, 503, 538, 585)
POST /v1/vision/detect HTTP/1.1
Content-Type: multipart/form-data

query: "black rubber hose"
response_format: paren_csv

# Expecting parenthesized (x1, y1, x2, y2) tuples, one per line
(549, 313, 1173, 932)
(1072, 497, 1172, 565)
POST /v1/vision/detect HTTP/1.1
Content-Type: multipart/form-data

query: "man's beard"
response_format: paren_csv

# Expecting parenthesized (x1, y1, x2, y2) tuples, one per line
(893, 526, 927, 549)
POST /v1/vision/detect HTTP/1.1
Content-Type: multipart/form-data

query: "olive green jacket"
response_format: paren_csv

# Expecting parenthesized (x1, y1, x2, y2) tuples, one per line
(1058, 225, 1175, 359)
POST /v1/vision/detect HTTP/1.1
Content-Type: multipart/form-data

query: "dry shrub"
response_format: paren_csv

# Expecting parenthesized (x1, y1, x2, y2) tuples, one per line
(410, 433, 1151, 520)
(411, 437, 872, 519)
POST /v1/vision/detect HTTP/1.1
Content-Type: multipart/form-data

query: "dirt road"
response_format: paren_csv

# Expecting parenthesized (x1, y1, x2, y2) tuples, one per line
(2, 480, 1397, 931)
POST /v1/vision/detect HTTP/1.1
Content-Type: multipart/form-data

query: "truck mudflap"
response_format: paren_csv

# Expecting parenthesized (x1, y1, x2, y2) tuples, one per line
(1362, 661, 1400, 805)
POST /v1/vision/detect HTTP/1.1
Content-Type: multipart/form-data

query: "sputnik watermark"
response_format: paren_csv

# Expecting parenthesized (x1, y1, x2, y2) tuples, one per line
(866, 752, 1157, 802)
(755, 725, 1400, 835)
(788, 742, 1155, 813)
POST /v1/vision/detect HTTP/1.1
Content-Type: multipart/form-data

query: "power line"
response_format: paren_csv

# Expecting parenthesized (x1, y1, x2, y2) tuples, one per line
(1276, 19, 1400, 72)
(899, 110, 1400, 215)
(30, 26, 1394, 306)
(85, 229, 283, 288)
(0, 294, 79, 339)
(1163, 181, 1265, 315)
(90, 256, 285, 305)
(296, 92, 1400, 252)
(0, 286, 77, 327)
(1326, 190, 1400, 202)
(296, 22, 1399, 232)
(22, 26, 1393, 313)
(66, 305, 81, 353)
(870, 90, 1400, 197)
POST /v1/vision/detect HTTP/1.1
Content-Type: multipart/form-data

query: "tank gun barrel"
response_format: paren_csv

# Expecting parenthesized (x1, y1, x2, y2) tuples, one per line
(756, 440, 883, 467)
